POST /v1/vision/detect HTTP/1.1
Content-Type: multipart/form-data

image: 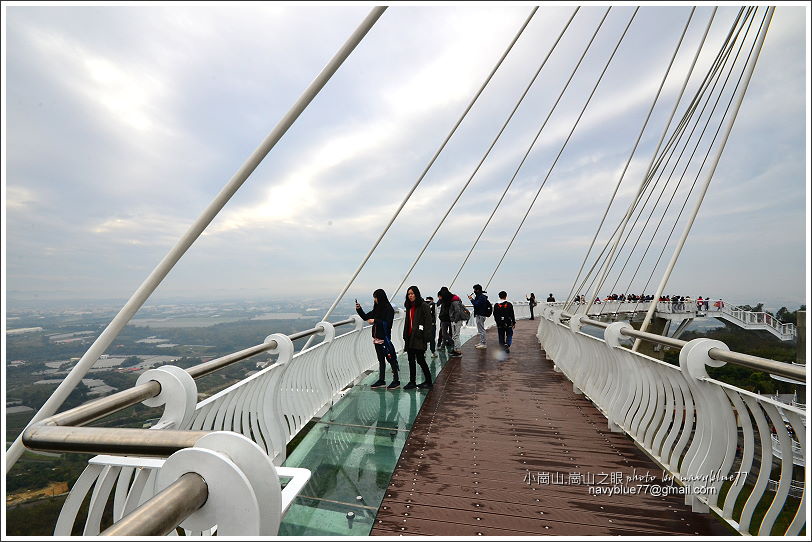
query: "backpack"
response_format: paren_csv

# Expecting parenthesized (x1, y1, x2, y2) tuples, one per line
(452, 299, 470, 322)
(482, 298, 493, 317)
(376, 319, 398, 362)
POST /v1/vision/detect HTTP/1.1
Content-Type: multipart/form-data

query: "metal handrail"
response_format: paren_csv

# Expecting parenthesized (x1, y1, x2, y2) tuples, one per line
(22, 318, 355, 455)
(100, 473, 208, 536)
(560, 312, 806, 382)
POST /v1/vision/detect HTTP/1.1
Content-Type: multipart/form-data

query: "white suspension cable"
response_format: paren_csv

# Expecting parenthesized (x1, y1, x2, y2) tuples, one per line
(560, 6, 702, 311)
(606, 11, 757, 317)
(568, 7, 748, 311)
(580, 7, 737, 316)
(633, 6, 774, 349)
(449, 6, 607, 289)
(301, 7, 539, 351)
(485, 7, 638, 291)
(5, 6, 388, 471)
(392, 7, 582, 299)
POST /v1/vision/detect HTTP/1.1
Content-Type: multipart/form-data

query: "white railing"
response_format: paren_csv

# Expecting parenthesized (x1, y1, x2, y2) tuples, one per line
(184, 313, 406, 464)
(537, 307, 806, 536)
(53, 314, 405, 535)
(720, 305, 797, 340)
(545, 300, 797, 340)
(772, 434, 805, 467)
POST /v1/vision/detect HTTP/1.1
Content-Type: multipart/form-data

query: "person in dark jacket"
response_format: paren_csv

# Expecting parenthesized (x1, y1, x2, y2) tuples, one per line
(437, 287, 454, 355)
(526, 293, 537, 320)
(493, 291, 516, 354)
(356, 288, 399, 389)
(443, 286, 465, 357)
(468, 284, 489, 349)
(425, 296, 438, 358)
(402, 286, 433, 390)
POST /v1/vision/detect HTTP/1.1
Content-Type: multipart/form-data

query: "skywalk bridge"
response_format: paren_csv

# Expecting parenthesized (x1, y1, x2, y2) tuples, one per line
(548, 301, 798, 341)
(7, 4, 807, 538)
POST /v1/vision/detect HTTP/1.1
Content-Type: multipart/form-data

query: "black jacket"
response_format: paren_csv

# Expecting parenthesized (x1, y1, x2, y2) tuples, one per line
(426, 301, 437, 330)
(403, 300, 432, 351)
(357, 302, 395, 340)
(493, 301, 516, 328)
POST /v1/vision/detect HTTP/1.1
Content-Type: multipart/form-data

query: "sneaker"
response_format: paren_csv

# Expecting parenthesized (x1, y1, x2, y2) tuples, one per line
(431, 352, 438, 358)
(370, 379, 386, 389)
(403, 382, 418, 390)
(418, 381, 433, 389)
(450, 350, 463, 357)
(475, 343, 487, 349)
(505, 347, 510, 354)
(387, 380, 401, 390)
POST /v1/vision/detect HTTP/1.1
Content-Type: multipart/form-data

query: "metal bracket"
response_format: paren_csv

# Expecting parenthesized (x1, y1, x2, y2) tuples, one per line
(136, 366, 198, 430)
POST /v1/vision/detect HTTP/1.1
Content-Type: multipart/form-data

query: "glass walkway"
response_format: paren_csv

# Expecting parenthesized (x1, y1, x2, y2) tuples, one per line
(279, 327, 479, 535)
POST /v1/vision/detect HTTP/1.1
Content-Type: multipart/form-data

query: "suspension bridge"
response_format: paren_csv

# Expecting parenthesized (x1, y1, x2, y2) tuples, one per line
(5, 4, 806, 537)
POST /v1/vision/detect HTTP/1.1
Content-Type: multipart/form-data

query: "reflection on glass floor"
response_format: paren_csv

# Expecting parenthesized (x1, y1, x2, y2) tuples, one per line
(279, 349, 453, 536)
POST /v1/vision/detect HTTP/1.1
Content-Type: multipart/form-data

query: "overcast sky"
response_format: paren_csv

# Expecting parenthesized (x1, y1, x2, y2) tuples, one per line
(2, 3, 809, 311)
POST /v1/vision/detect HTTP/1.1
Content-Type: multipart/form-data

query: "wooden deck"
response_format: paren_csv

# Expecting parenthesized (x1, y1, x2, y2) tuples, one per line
(371, 319, 732, 536)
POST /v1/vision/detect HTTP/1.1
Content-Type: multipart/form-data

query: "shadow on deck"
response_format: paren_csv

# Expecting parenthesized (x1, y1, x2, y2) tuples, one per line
(371, 319, 733, 536)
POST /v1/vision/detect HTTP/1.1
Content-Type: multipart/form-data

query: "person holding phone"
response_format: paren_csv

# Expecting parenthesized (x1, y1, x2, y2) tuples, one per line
(356, 289, 399, 389)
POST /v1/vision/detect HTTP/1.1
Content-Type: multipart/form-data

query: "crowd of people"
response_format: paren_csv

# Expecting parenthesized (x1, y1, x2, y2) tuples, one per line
(569, 293, 725, 311)
(355, 284, 521, 391)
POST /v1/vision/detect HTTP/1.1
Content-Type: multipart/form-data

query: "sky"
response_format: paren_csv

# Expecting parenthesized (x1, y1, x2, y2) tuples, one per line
(2, 2, 810, 313)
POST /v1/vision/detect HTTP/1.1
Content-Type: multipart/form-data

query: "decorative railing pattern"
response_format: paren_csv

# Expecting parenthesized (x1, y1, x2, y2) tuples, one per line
(545, 300, 797, 340)
(536, 307, 806, 536)
(50, 315, 404, 535)
(185, 314, 406, 463)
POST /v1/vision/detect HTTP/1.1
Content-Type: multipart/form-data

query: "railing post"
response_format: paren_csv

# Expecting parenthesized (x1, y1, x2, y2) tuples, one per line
(678, 338, 734, 513)
(136, 366, 198, 430)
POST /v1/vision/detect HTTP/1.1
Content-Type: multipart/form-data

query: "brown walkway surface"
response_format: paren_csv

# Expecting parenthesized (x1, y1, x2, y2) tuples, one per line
(371, 320, 732, 536)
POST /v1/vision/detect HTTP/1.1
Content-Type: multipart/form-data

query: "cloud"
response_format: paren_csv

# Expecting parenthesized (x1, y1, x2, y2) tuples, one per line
(3, 4, 807, 309)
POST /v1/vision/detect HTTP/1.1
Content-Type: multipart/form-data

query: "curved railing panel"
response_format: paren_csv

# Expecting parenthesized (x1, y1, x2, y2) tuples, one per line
(536, 310, 805, 536)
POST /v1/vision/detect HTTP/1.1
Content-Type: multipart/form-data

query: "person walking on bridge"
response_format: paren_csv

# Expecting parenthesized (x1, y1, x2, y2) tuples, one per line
(357, 289, 399, 389)
(447, 288, 468, 357)
(526, 293, 537, 320)
(493, 291, 516, 355)
(402, 286, 433, 390)
(469, 284, 491, 349)
(436, 287, 457, 356)
(425, 296, 438, 359)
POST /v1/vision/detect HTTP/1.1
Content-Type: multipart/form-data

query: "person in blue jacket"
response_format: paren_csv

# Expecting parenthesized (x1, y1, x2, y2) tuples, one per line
(468, 284, 490, 349)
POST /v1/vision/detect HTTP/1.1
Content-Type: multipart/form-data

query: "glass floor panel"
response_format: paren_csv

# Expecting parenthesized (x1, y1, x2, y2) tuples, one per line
(279, 496, 376, 536)
(283, 422, 408, 514)
(278, 333, 483, 535)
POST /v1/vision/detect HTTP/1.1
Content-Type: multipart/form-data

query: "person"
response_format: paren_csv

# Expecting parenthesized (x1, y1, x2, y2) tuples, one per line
(493, 291, 516, 354)
(402, 286, 434, 390)
(526, 293, 537, 320)
(469, 284, 491, 349)
(446, 287, 467, 357)
(704, 296, 710, 311)
(425, 296, 438, 358)
(436, 287, 454, 355)
(546, 293, 555, 302)
(356, 289, 399, 389)
(697, 296, 704, 311)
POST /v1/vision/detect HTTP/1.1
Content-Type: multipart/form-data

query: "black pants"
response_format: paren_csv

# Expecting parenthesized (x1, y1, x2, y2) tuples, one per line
(375, 343, 399, 381)
(407, 349, 432, 384)
(439, 321, 453, 350)
(428, 329, 436, 354)
(529, 304, 535, 320)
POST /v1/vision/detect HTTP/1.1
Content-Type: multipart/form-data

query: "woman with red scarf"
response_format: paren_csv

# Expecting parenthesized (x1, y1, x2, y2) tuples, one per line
(402, 285, 433, 390)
